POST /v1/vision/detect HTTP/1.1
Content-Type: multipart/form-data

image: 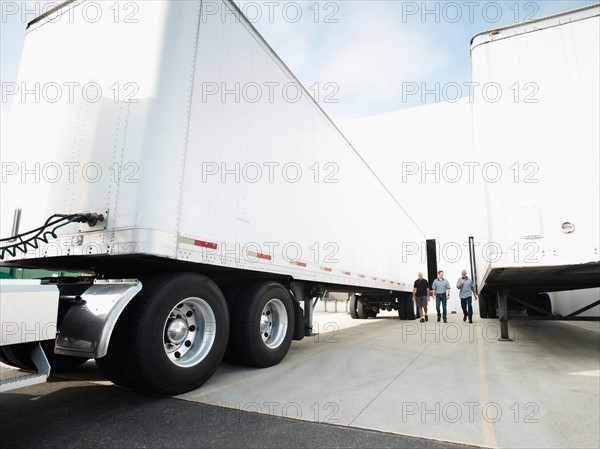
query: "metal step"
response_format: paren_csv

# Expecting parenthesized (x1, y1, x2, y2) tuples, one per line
(0, 370, 48, 392)
(0, 342, 51, 393)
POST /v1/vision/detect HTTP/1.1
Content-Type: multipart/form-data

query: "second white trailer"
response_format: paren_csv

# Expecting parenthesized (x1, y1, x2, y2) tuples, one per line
(469, 4, 600, 333)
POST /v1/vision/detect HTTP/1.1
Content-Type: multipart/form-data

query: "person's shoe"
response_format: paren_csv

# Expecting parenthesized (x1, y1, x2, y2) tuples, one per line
(469, 320, 473, 324)
(420, 318, 425, 323)
(463, 315, 467, 322)
(425, 315, 429, 322)
(437, 317, 441, 322)
(443, 319, 447, 323)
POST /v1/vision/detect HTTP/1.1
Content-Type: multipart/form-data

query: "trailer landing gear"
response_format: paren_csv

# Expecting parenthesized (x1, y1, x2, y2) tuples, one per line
(497, 289, 512, 341)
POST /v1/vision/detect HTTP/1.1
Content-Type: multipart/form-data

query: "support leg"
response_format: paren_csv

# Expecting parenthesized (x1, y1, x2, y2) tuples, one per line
(304, 296, 315, 336)
(497, 288, 512, 341)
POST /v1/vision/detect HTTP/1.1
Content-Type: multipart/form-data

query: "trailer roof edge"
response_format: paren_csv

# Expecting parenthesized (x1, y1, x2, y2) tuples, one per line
(470, 3, 600, 53)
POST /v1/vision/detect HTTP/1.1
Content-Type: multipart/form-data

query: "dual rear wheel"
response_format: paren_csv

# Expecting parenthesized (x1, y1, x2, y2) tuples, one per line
(95, 274, 294, 395)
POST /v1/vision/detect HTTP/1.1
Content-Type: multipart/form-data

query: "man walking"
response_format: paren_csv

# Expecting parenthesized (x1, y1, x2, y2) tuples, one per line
(432, 270, 451, 323)
(457, 270, 478, 323)
(412, 272, 430, 322)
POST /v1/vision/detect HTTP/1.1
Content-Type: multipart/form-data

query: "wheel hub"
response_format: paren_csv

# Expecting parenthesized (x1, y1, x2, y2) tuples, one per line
(162, 298, 216, 368)
(166, 318, 189, 345)
(260, 314, 271, 336)
(260, 298, 287, 349)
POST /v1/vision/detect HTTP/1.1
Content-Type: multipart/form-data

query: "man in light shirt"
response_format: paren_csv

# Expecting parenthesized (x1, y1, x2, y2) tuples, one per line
(432, 270, 451, 323)
(457, 269, 478, 324)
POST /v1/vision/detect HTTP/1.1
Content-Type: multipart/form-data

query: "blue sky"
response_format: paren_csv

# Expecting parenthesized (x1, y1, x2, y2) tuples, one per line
(1, 1, 598, 120)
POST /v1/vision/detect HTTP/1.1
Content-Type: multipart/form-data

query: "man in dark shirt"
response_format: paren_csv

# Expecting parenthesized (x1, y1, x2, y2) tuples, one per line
(412, 272, 430, 322)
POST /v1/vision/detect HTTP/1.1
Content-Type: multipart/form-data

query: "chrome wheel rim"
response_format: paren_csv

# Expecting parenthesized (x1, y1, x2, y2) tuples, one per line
(260, 298, 288, 349)
(163, 297, 216, 368)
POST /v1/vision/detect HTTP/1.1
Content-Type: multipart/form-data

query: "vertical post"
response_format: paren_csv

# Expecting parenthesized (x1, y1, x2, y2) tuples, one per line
(9, 208, 22, 279)
(291, 283, 314, 337)
(304, 296, 314, 336)
(468, 236, 478, 295)
(497, 288, 512, 341)
(426, 239, 437, 292)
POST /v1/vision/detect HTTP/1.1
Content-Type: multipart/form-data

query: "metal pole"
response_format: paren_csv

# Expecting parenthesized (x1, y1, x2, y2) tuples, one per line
(498, 288, 512, 341)
(10, 208, 22, 239)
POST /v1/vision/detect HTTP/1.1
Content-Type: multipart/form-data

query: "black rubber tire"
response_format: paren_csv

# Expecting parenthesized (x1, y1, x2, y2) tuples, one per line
(0, 343, 34, 370)
(406, 299, 416, 320)
(527, 293, 552, 316)
(111, 273, 229, 395)
(95, 343, 134, 388)
(398, 297, 408, 320)
(487, 294, 498, 318)
(539, 293, 552, 314)
(349, 295, 359, 319)
(220, 283, 246, 364)
(229, 281, 294, 368)
(1, 341, 88, 372)
(357, 297, 368, 319)
(0, 346, 13, 366)
(479, 293, 489, 318)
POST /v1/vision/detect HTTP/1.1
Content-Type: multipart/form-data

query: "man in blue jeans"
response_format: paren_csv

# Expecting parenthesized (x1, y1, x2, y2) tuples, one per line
(457, 270, 478, 323)
(432, 270, 451, 323)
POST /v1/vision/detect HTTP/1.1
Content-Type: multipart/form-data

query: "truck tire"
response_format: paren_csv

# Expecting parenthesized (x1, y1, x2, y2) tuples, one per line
(398, 297, 407, 320)
(349, 295, 359, 319)
(0, 347, 12, 366)
(229, 281, 294, 367)
(0, 344, 32, 370)
(1, 341, 88, 372)
(406, 299, 416, 320)
(357, 297, 368, 319)
(527, 293, 552, 316)
(220, 284, 245, 364)
(487, 294, 498, 319)
(111, 273, 229, 395)
(95, 340, 134, 388)
(479, 293, 489, 318)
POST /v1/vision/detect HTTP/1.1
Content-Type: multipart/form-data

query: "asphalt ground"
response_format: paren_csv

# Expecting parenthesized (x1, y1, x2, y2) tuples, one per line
(1, 304, 598, 449)
(1, 378, 481, 449)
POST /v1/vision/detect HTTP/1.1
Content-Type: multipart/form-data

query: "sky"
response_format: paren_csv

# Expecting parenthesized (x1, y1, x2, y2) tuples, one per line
(1, 0, 598, 121)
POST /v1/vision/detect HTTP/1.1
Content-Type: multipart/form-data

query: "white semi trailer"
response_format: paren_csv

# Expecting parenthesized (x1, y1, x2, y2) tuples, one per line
(0, 1, 424, 393)
(470, 4, 600, 337)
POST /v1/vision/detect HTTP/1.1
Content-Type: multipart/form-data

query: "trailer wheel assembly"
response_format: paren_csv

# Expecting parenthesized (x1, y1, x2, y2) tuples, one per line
(97, 273, 229, 395)
(349, 295, 359, 319)
(229, 281, 294, 367)
(357, 297, 369, 319)
(486, 294, 498, 318)
(527, 293, 552, 316)
(398, 296, 408, 320)
(479, 293, 489, 318)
